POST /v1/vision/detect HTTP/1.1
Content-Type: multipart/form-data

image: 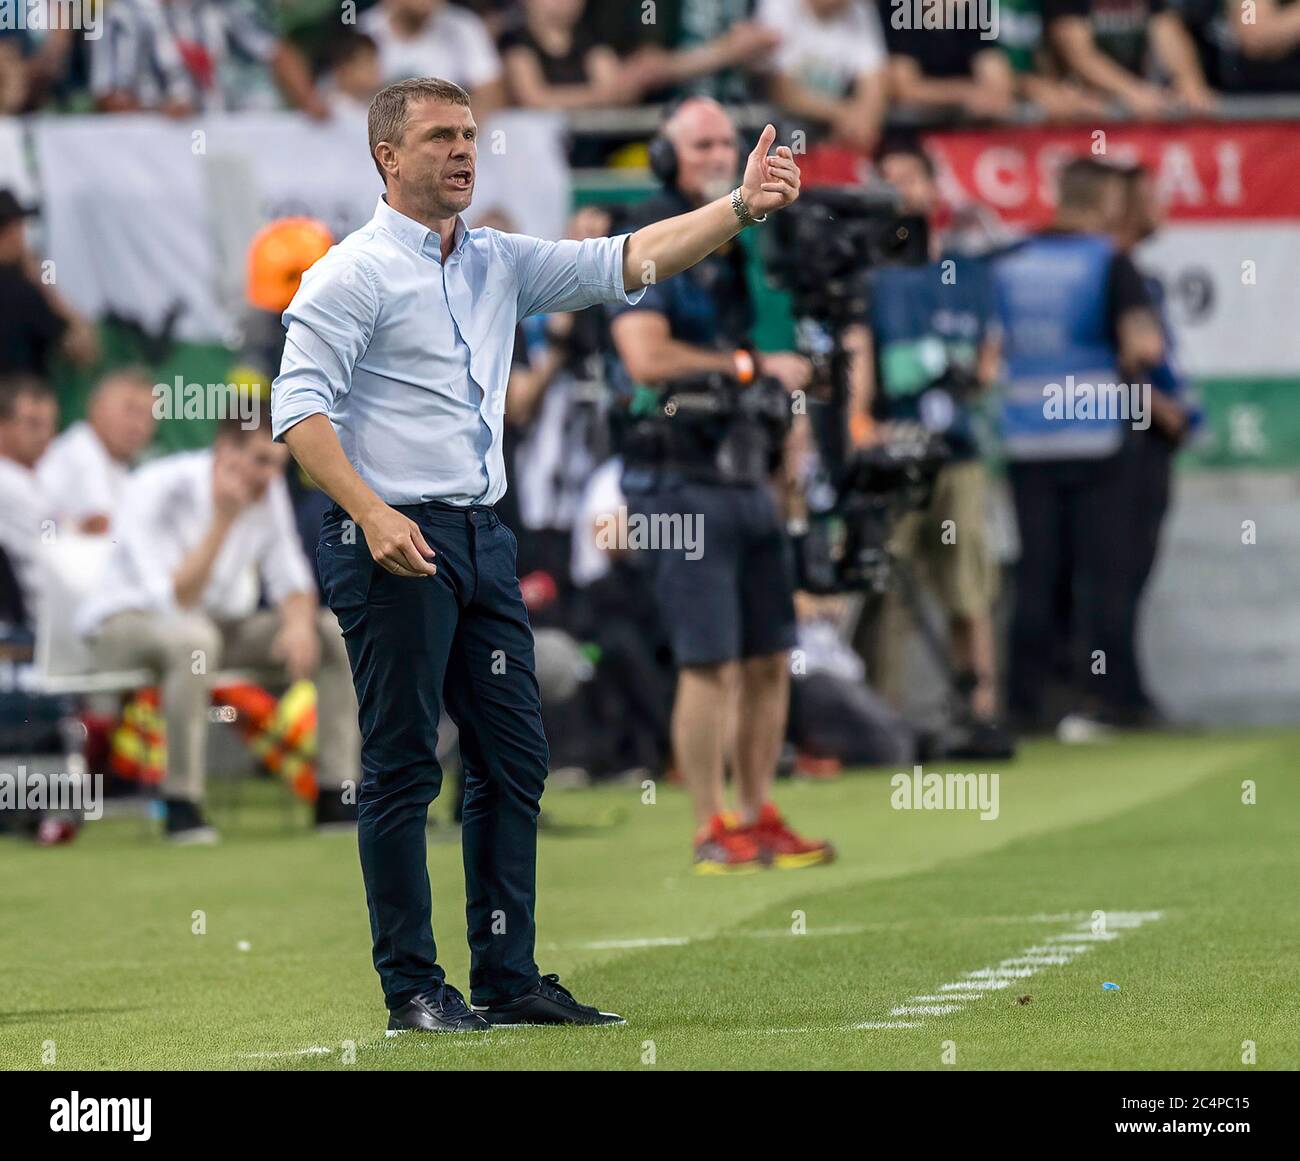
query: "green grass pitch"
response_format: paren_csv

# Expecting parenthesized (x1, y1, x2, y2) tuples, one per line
(1, 729, 1296, 1070)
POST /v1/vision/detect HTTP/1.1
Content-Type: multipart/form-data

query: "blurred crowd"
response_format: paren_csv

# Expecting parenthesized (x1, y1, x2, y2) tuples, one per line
(0, 0, 1298, 130)
(0, 0, 1229, 839)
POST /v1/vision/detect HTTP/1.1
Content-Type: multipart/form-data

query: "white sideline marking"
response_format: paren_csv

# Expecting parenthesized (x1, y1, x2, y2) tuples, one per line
(580, 936, 692, 949)
(239, 1045, 333, 1059)
(1000, 955, 1075, 965)
(562, 913, 1108, 953)
(939, 979, 1011, 991)
(855, 910, 1164, 1031)
(910, 993, 987, 1002)
(853, 1021, 922, 1030)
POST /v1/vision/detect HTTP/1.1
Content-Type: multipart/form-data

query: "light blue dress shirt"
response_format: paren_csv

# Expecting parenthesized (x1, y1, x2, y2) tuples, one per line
(271, 196, 646, 506)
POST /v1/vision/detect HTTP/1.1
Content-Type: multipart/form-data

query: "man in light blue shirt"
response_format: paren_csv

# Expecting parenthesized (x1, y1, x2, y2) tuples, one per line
(272, 76, 802, 1034)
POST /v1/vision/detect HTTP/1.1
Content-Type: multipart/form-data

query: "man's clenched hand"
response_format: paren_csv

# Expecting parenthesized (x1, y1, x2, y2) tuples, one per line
(361, 505, 438, 578)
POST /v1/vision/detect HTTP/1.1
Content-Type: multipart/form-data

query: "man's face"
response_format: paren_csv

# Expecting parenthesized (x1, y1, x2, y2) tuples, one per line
(336, 47, 381, 102)
(0, 392, 57, 468)
(670, 103, 738, 206)
(218, 431, 290, 502)
(382, 98, 478, 218)
(529, 0, 584, 23)
(89, 378, 157, 463)
(879, 153, 937, 218)
(0, 219, 25, 264)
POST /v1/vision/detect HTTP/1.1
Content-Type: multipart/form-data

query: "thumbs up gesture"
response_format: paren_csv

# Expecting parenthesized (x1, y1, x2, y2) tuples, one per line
(739, 123, 801, 220)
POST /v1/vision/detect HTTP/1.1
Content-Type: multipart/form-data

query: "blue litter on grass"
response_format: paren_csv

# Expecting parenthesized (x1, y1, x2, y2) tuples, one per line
(1102, 981, 1121, 991)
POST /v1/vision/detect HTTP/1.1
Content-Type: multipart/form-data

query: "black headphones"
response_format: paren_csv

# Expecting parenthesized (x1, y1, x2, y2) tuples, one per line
(647, 96, 687, 189)
(647, 131, 680, 188)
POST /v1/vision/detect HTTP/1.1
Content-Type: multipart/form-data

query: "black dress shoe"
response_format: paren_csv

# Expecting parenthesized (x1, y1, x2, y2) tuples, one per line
(473, 974, 625, 1026)
(386, 983, 490, 1034)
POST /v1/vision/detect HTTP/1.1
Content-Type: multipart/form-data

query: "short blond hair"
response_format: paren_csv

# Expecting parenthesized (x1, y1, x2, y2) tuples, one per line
(368, 77, 471, 182)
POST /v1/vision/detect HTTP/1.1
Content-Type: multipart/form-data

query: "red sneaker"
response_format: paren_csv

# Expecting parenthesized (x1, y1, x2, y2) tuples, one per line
(693, 812, 765, 874)
(748, 802, 835, 869)
(794, 752, 842, 780)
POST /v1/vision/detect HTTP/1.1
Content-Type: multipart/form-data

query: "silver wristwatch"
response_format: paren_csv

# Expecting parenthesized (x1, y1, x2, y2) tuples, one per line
(731, 186, 767, 228)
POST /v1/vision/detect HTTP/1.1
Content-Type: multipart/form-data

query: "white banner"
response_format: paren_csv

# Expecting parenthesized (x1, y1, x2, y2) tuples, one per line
(32, 109, 571, 344)
(1136, 224, 1300, 379)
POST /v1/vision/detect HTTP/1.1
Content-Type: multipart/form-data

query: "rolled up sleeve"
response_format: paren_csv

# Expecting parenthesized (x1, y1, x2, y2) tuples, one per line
(508, 231, 647, 319)
(271, 251, 379, 442)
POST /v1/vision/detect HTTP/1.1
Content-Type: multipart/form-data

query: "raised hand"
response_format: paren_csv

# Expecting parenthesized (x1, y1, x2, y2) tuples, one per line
(740, 124, 801, 221)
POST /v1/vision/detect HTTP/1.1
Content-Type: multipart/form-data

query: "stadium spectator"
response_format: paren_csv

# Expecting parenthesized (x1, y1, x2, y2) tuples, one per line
(1046, 0, 1216, 114)
(0, 377, 57, 630)
(992, 158, 1164, 735)
(0, 11, 75, 112)
(882, 0, 1017, 120)
(1218, 0, 1300, 91)
(997, 0, 1108, 119)
(360, 0, 506, 116)
(91, 0, 329, 117)
(324, 30, 384, 115)
(851, 142, 1004, 726)
(37, 367, 157, 536)
(755, 0, 888, 152)
(0, 190, 98, 378)
(615, 17, 783, 102)
(1108, 163, 1200, 724)
(75, 411, 361, 842)
(498, 0, 650, 110)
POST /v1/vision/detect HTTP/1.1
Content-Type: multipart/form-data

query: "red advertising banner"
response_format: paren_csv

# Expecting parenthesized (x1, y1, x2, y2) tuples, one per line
(802, 121, 1300, 225)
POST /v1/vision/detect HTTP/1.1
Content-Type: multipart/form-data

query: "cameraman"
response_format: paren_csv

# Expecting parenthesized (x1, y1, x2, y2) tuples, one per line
(850, 142, 1003, 728)
(608, 96, 832, 873)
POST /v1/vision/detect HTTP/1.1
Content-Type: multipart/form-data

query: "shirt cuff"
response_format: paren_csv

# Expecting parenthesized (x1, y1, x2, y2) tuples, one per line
(270, 395, 329, 443)
(596, 233, 648, 307)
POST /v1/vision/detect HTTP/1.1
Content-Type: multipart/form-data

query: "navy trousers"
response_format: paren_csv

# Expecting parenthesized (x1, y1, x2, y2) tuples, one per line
(316, 500, 548, 1010)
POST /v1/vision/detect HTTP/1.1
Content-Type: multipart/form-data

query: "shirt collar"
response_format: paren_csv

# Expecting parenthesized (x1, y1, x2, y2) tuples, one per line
(375, 195, 467, 262)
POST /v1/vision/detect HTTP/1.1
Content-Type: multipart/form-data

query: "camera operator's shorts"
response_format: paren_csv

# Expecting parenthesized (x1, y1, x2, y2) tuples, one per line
(889, 460, 998, 619)
(628, 479, 797, 667)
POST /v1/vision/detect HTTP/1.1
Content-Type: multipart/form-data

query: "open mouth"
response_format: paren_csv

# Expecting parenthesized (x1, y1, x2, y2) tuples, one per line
(447, 170, 473, 189)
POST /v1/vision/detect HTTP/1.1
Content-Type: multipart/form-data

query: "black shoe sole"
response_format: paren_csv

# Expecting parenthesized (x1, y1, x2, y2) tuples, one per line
(385, 1020, 490, 1035)
(474, 1010, 626, 1028)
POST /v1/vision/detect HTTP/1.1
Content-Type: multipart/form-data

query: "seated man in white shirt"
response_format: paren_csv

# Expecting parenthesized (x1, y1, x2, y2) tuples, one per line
(37, 367, 157, 535)
(0, 376, 57, 633)
(77, 411, 360, 842)
(755, 0, 889, 154)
